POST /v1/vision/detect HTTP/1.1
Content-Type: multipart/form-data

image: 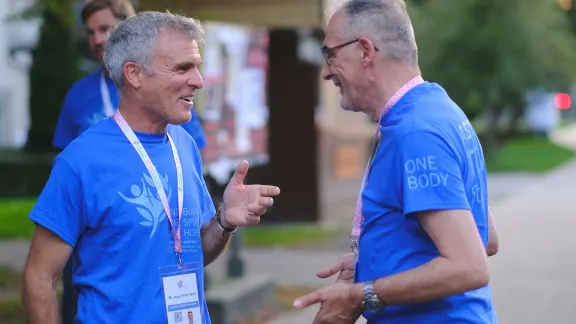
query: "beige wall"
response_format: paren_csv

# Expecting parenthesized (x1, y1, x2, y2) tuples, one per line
(316, 79, 374, 228)
(140, 0, 323, 28)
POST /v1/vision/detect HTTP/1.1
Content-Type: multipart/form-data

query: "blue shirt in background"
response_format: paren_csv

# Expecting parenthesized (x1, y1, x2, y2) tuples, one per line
(53, 68, 207, 150)
(357, 82, 497, 323)
(31, 118, 215, 323)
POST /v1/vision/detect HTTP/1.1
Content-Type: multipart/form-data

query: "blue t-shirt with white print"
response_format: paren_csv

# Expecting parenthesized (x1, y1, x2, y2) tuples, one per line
(53, 68, 207, 150)
(30, 117, 215, 323)
(356, 82, 497, 323)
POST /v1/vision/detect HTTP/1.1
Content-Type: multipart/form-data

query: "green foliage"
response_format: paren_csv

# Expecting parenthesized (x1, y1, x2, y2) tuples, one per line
(485, 135, 575, 173)
(408, 0, 576, 122)
(0, 199, 36, 239)
(25, 0, 80, 152)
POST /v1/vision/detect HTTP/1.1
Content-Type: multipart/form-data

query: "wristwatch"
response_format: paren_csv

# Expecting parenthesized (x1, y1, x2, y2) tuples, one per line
(362, 281, 386, 312)
(216, 207, 237, 234)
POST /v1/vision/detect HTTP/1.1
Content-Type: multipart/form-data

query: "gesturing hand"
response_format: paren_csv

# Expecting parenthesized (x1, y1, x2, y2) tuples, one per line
(317, 253, 356, 284)
(294, 282, 364, 324)
(221, 160, 281, 228)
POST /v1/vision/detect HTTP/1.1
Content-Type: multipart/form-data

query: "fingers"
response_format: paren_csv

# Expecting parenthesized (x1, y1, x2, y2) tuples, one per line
(245, 215, 261, 225)
(230, 160, 249, 185)
(259, 196, 274, 207)
(316, 254, 355, 279)
(248, 204, 267, 216)
(246, 197, 273, 216)
(294, 289, 323, 309)
(259, 185, 280, 197)
(316, 260, 344, 279)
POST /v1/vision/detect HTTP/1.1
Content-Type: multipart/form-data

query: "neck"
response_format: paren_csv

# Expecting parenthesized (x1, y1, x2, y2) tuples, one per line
(118, 102, 168, 134)
(367, 64, 420, 120)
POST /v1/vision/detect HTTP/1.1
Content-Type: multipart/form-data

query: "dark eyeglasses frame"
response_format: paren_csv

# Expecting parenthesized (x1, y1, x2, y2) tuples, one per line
(321, 38, 380, 65)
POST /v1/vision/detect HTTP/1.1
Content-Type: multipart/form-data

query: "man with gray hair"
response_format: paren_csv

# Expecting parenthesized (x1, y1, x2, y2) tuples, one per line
(22, 11, 280, 324)
(294, 0, 499, 323)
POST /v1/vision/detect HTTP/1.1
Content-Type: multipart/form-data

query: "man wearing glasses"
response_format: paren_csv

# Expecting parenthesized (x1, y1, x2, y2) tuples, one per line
(294, 0, 499, 323)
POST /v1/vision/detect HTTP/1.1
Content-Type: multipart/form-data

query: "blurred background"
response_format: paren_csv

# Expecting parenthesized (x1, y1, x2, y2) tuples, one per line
(1, 0, 576, 323)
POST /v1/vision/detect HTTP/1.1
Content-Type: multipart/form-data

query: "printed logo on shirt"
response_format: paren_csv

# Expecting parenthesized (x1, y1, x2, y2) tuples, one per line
(118, 171, 171, 238)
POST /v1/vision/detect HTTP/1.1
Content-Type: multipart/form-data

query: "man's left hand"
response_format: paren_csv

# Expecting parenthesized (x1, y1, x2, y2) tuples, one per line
(293, 282, 364, 324)
(221, 160, 280, 228)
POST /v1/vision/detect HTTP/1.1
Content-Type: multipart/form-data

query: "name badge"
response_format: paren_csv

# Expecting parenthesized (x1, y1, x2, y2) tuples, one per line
(160, 262, 203, 324)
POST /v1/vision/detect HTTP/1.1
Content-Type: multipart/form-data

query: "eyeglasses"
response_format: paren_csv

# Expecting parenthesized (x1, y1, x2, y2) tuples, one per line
(321, 38, 380, 65)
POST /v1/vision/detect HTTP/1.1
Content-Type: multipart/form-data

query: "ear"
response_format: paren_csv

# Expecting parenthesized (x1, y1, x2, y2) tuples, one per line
(123, 62, 143, 89)
(358, 37, 377, 67)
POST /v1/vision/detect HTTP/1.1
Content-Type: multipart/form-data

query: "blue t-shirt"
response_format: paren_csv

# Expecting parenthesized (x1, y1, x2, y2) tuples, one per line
(356, 82, 497, 323)
(30, 118, 215, 323)
(53, 68, 207, 150)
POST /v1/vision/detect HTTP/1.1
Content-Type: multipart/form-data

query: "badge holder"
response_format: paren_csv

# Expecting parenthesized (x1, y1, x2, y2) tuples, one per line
(160, 262, 203, 324)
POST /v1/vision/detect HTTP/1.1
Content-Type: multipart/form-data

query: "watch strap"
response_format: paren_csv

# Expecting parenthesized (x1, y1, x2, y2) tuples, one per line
(216, 207, 237, 234)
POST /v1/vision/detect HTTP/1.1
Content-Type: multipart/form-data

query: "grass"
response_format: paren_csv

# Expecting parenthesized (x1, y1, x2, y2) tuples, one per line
(0, 267, 22, 291)
(242, 225, 344, 248)
(486, 135, 575, 173)
(0, 297, 25, 324)
(0, 199, 36, 240)
(0, 198, 343, 248)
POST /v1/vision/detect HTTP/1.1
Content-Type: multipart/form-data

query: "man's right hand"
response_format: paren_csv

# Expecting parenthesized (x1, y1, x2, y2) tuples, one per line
(316, 253, 356, 283)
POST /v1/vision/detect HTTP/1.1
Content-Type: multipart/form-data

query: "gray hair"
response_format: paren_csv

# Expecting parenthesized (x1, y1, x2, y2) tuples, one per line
(327, 0, 418, 66)
(104, 11, 204, 90)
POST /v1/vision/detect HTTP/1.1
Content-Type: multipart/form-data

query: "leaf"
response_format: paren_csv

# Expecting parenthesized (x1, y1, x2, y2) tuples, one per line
(136, 207, 153, 222)
(139, 221, 153, 226)
(143, 173, 155, 188)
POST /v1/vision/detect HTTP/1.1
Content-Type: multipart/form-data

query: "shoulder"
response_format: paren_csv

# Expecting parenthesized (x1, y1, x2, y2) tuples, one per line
(66, 70, 101, 98)
(58, 118, 119, 167)
(63, 70, 102, 108)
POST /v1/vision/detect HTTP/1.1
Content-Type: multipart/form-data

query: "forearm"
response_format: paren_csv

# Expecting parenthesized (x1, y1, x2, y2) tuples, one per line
(201, 218, 233, 266)
(356, 256, 488, 306)
(22, 270, 60, 324)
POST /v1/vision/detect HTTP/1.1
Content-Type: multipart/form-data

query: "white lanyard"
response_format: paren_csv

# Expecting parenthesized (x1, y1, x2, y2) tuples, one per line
(100, 71, 115, 117)
(113, 111, 185, 263)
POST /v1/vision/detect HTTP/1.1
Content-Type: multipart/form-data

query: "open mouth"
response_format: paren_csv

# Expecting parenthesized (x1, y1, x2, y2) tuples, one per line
(180, 96, 193, 104)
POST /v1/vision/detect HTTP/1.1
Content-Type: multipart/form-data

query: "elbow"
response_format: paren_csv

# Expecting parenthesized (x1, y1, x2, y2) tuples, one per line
(486, 240, 499, 256)
(456, 259, 490, 292)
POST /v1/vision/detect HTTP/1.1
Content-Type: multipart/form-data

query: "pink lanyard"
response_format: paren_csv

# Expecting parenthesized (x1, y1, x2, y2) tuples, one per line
(113, 111, 185, 264)
(350, 75, 424, 256)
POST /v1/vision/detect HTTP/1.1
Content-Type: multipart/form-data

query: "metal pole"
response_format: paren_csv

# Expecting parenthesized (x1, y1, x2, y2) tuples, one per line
(226, 228, 244, 278)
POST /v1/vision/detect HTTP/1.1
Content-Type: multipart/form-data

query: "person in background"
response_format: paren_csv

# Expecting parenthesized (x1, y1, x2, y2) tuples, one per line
(51, 1, 208, 323)
(294, 0, 499, 323)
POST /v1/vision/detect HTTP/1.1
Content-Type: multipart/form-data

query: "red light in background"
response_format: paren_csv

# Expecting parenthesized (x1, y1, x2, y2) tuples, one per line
(554, 93, 571, 110)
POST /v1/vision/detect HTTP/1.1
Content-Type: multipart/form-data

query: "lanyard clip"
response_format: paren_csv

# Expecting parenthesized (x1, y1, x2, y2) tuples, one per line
(351, 238, 359, 257)
(176, 253, 184, 269)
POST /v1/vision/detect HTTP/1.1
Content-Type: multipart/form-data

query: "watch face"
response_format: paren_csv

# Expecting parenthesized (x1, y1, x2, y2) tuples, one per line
(365, 298, 385, 312)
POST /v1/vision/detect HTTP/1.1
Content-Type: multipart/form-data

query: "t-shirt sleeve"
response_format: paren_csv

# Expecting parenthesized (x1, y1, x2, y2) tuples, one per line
(28, 157, 87, 247)
(52, 93, 77, 150)
(395, 130, 470, 217)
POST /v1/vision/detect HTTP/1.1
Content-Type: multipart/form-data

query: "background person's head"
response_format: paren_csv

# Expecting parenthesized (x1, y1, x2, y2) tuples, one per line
(104, 11, 205, 127)
(82, 0, 135, 65)
(322, 0, 419, 115)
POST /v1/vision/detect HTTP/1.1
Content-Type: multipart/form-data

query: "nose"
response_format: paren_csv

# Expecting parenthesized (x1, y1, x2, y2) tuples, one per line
(92, 31, 106, 45)
(321, 64, 332, 81)
(188, 69, 204, 90)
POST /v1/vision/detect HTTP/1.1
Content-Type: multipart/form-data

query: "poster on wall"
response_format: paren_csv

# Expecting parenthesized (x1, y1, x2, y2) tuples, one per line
(197, 21, 270, 184)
